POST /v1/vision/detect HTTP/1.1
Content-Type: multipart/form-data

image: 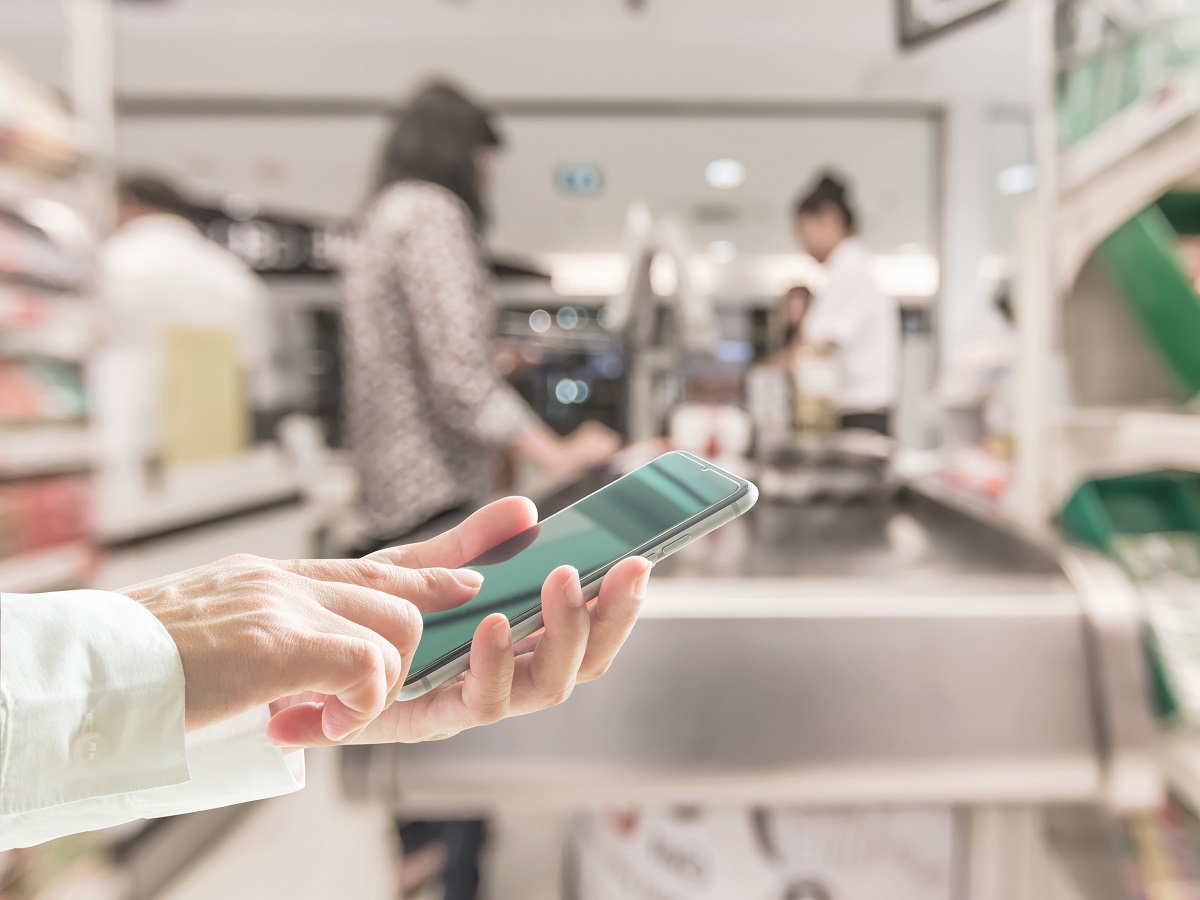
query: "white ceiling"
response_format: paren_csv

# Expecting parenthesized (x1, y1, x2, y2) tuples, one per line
(4, 0, 1031, 103)
(2, 0, 1034, 295)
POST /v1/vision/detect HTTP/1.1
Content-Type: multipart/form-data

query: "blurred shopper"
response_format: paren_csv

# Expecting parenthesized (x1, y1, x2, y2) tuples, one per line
(342, 82, 620, 550)
(792, 173, 898, 436)
(341, 82, 620, 899)
(766, 284, 813, 369)
(94, 175, 279, 467)
(0, 497, 651, 850)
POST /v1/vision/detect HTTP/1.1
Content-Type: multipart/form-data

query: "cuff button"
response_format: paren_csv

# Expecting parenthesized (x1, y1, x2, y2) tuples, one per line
(72, 732, 108, 768)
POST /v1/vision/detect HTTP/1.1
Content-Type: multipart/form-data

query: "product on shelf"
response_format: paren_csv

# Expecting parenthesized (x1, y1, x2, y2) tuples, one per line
(0, 474, 91, 558)
(0, 56, 83, 176)
(0, 359, 87, 424)
(1110, 796, 1200, 900)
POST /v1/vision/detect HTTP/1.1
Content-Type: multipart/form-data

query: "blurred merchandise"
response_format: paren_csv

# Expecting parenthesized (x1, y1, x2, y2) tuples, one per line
(0, 56, 83, 176)
(0, 359, 86, 424)
(571, 808, 954, 900)
(1055, 1, 1200, 184)
(1109, 796, 1200, 900)
(0, 475, 90, 558)
(0, 54, 97, 596)
(940, 444, 1011, 503)
(160, 325, 248, 464)
(791, 347, 838, 433)
(669, 403, 752, 464)
(1062, 472, 1200, 724)
(0, 213, 87, 292)
(1099, 192, 1200, 403)
(746, 366, 792, 462)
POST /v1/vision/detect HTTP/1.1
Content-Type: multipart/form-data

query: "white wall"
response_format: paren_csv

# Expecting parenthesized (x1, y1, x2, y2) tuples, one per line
(1, 0, 1033, 328)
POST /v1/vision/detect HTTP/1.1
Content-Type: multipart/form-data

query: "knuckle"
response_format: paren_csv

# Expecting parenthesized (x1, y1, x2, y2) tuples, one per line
(348, 640, 384, 679)
(579, 662, 611, 683)
(355, 560, 393, 590)
(544, 683, 574, 708)
(228, 552, 269, 574)
(388, 599, 424, 646)
(416, 567, 441, 595)
(380, 642, 403, 682)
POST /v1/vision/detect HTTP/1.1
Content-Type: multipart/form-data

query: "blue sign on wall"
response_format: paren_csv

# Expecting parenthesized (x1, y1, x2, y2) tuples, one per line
(555, 163, 604, 197)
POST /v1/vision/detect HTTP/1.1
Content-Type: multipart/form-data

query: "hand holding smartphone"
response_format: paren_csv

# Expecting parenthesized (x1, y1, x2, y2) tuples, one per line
(400, 451, 758, 699)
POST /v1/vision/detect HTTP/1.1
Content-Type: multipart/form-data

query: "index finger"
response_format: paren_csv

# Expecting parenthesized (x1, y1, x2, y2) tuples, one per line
(368, 496, 538, 569)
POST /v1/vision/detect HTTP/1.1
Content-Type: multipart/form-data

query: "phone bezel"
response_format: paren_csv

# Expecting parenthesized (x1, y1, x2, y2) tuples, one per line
(404, 451, 753, 686)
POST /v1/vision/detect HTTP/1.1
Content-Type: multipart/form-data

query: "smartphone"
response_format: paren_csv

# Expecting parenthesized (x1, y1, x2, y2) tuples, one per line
(398, 451, 758, 699)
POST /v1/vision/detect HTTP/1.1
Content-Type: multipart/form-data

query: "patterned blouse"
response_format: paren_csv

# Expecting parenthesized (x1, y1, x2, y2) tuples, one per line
(341, 181, 534, 540)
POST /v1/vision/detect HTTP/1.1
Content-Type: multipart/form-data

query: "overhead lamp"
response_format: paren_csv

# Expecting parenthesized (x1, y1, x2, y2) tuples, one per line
(995, 164, 1037, 195)
(705, 159, 746, 190)
(706, 240, 738, 264)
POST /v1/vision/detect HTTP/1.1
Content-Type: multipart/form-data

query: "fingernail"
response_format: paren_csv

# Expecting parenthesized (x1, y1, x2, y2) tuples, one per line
(492, 617, 511, 649)
(563, 567, 586, 607)
(633, 566, 651, 602)
(453, 569, 485, 590)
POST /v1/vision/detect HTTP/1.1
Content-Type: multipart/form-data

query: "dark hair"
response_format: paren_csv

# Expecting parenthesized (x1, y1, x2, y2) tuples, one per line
(794, 172, 856, 233)
(374, 82, 502, 227)
(118, 174, 191, 217)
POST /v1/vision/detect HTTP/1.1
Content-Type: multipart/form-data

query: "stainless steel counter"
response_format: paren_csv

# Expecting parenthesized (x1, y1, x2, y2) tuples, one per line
(342, 473, 1156, 816)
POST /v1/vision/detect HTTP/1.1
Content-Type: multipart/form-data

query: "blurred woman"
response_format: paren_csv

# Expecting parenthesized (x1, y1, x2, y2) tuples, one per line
(342, 83, 620, 548)
(766, 283, 813, 369)
(341, 81, 621, 900)
(792, 173, 898, 436)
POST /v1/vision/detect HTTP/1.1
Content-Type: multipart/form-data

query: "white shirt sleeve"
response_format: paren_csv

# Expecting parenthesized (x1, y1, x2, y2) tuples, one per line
(805, 270, 871, 348)
(0, 590, 304, 851)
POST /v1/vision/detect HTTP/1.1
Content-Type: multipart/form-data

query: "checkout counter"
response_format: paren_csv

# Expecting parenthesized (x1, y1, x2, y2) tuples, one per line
(339, 449, 1156, 899)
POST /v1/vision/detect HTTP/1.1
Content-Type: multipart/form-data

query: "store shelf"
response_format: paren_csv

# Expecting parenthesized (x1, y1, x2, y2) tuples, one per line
(0, 422, 93, 479)
(97, 447, 306, 545)
(0, 58, 85, 176)
(0, 540, 95, 592)
(1060, 74, 1200, 194)
(1160, 734, 1200, 816)
(1057, 114, 1200, 292)
(1057, 409, 1200, 489)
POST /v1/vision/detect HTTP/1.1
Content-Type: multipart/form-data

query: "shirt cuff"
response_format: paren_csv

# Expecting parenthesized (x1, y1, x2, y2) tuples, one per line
(132, 707, 304, 819)
(1, 590, 304, 850)
(0, 590, 189, 816)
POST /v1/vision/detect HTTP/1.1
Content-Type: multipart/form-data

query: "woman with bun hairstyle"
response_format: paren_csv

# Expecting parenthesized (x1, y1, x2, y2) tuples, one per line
(792, 172, 899, 435)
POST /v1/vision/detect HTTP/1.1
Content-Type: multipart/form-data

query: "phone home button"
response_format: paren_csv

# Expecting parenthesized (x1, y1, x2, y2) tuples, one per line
(663, 535, 692, 555)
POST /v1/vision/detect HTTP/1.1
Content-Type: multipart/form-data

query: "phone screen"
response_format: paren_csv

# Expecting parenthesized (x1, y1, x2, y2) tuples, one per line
(407, 452, 745, 679)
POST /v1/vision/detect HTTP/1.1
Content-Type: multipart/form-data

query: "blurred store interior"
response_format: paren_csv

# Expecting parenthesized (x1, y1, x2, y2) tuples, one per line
(7, 0, 1200, 898)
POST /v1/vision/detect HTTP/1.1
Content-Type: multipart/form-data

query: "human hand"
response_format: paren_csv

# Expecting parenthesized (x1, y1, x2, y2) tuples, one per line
(515, 420, 622, 474)
(266, 496, 651, 746)
(562, 420, 623, 470)
(119, 554, 485, 740)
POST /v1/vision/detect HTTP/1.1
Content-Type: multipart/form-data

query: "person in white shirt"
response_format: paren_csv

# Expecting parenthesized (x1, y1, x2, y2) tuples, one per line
(0, 496, 651, 850)
(792, 173, 899, 436)
(94, 175, 280, 464)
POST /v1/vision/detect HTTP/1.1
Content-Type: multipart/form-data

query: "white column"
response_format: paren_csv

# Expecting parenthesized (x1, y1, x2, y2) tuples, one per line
(938, 101, 991, 368)
(65, 0, 116, 234)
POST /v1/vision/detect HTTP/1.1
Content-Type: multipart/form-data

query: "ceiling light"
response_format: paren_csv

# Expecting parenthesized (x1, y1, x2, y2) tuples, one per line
(705, 159, 746, 190)
(996, 164, 1037, 195)
(706, 240, 738, 264)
